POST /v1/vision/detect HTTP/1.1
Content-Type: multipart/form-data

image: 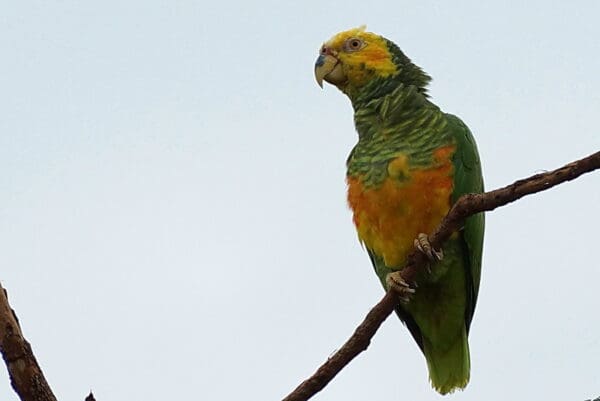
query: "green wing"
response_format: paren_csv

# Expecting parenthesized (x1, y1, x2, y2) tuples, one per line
(446, 113, 485, 333)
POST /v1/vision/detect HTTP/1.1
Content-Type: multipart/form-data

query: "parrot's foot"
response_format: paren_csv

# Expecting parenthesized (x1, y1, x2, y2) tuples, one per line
(386, 271, 415, 303)
(414, 233, 443, 262)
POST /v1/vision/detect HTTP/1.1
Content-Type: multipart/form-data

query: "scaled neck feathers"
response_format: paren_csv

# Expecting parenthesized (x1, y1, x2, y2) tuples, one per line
(347, 39, 432, 111)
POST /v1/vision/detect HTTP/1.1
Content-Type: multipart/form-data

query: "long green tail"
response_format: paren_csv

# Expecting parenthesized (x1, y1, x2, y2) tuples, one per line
(423, 325, 470, 395)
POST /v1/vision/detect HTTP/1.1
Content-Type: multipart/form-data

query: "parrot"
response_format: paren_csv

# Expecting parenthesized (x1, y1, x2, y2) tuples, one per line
(314, 26, 484, 395)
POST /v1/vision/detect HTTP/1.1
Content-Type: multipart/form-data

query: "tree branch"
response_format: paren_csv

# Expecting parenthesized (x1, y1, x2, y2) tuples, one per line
(0, 282, 57, 401)
(282, 150, 600, 401)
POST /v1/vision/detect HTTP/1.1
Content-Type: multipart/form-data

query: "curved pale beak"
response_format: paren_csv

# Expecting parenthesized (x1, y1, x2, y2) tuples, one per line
(314, 53, 345, 88)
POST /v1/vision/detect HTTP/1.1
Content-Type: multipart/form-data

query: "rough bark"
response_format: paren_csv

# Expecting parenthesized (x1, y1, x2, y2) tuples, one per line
(0, 283, 57, 401)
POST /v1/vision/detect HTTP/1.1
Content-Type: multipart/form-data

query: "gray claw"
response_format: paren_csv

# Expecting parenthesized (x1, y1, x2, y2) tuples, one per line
(414, 233, 443, 262)
(386, 271, 415, 303)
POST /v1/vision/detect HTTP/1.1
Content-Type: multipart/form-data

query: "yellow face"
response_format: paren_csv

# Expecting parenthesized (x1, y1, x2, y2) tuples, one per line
(315, 26, 397, 91)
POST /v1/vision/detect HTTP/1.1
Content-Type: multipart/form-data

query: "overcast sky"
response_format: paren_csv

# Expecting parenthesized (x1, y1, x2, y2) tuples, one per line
(1, 1, 599, 401)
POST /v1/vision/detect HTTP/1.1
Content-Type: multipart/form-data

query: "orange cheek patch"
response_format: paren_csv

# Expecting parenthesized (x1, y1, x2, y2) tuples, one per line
(347, 148, 455, 267)
(343, 45, 397, 85)
(362, 47, 397, 74)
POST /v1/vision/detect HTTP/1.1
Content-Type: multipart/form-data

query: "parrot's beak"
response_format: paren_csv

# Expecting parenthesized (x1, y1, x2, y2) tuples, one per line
(314, 52, 345, 88)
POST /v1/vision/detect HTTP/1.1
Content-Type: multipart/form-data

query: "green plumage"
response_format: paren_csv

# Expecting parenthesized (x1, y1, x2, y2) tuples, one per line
(362, 108, 484, 394)
(372, 72, 483, 396)
(316, 28, 484, 394)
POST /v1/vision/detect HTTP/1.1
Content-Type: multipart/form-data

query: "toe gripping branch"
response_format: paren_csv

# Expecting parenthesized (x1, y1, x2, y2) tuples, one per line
(414, 233, 444, 262)
(386, 232, 444, 303)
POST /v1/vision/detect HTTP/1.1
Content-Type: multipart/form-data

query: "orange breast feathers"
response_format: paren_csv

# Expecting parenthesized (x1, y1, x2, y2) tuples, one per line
(347, 146, 456, 268)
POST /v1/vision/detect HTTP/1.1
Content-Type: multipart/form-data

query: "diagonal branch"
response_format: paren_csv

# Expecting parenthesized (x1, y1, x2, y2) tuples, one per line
(0, 282, 57, 401)
(282, 150, 600, 401)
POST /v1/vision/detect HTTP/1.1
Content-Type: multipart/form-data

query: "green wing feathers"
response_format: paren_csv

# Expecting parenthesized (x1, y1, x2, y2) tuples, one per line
(446, 113, 485, 330)
(402, 114, 484, 394)
(420, 114, 484, 393)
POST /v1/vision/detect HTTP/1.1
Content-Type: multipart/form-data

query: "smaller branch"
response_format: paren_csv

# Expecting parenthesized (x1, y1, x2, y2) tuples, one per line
(282, 150, 600, 401)
(281, 292, 397, 401)
(0, 282, 57, 401)
(402, 150, 600, 283)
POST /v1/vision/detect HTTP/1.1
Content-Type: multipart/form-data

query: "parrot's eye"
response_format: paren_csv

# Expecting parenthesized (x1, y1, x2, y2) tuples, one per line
(344, 38, 365, 52)
(320, 46, 327, 54)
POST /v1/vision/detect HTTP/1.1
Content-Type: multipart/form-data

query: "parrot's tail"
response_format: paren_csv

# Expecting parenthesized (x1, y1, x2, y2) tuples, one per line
(423, 326, 470, 395)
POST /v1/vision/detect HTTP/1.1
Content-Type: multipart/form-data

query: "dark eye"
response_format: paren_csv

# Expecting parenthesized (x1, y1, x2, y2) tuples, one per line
(344, 38, 364, 52)
(320, 46, 327, 54)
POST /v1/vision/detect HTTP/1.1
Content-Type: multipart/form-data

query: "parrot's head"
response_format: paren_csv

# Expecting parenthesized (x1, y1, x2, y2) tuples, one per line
(314, 26, 431, 105)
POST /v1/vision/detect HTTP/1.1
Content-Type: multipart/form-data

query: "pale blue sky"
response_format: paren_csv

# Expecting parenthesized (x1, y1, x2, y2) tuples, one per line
(1, 1, 599, 401)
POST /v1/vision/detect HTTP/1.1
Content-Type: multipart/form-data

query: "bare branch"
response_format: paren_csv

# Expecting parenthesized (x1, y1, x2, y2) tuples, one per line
(282, 150, 600, 401)
(0, 282, 57, 401)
